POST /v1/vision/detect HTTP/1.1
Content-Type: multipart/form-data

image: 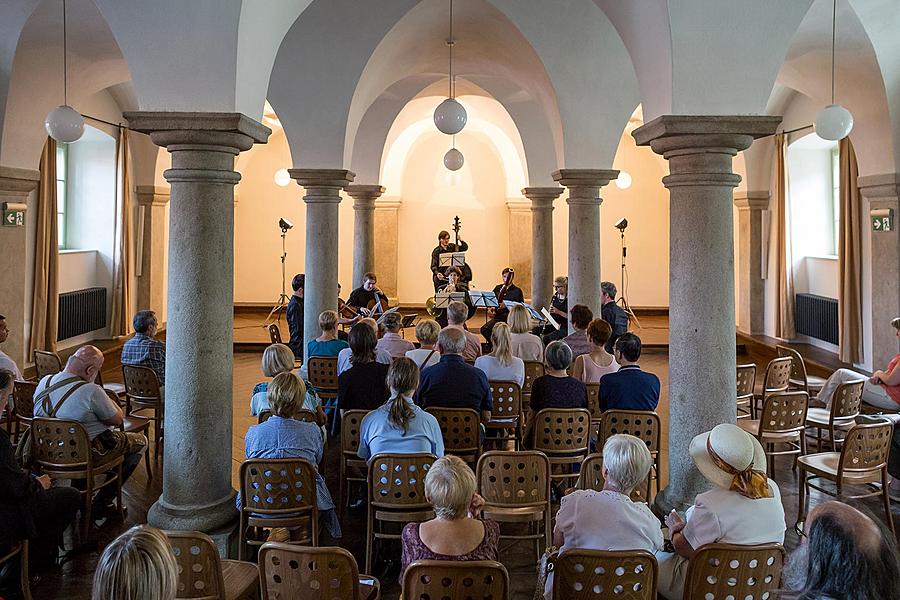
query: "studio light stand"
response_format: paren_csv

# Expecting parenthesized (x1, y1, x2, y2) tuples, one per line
(265, 218, 293, 325)
(614, 218, 641, 330)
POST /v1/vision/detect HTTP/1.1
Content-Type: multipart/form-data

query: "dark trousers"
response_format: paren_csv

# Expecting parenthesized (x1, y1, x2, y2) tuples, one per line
(28, 486, 80, 569)
(889, 424, 900, 480)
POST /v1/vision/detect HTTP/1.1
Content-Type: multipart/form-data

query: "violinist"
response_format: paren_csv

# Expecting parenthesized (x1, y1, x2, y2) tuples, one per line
(336, 283, 358, 339)
(430, 230, 469, 291)
(435, 267, 474, 328)
(480, 267, 524, 343)
(535, 275, 569, 343)
(347, 272, 389, 317)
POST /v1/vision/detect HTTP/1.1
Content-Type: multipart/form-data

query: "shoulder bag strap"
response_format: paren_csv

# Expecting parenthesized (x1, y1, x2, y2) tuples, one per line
(419, 349, 437, 371)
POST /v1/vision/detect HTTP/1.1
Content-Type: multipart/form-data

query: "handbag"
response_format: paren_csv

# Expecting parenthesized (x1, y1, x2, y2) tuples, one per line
(533, 546, 558, 600)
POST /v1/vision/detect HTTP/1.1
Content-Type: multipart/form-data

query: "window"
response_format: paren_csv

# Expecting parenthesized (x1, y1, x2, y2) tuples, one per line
(831, 147, 840, 256)
(56, 143, 67, 249)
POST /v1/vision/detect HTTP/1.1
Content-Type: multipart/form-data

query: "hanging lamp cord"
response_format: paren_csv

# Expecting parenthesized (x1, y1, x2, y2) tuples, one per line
(830, 0, 836, 104)
(448, 0, 454, 99)
(62, 0, 68, 105)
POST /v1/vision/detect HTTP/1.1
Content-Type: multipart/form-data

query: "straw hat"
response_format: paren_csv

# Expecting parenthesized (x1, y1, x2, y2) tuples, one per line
(689, 423, 767, 491)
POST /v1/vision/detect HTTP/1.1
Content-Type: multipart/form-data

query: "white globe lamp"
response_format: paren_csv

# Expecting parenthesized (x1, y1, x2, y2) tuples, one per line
(615, 171, 632, 190)
(45, 105, 84, 143)
(443, 147, 464, 171)
(274, 168, 291, 187)
(434, 98, 467, 135)
(815, 104, 853, 141)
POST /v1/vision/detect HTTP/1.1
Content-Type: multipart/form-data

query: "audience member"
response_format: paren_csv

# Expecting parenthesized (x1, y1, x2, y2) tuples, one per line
(376, 312, 415, 359)
(561, 304, 593, 358)
(443, 301, 482, 362)
(0, 314, 23, 380)
(474, 323, 525, 387)
(243, 372, 340, 538)
(782, 501, 900, 600)
(34, 346, 146, 514)
(286, 273, 305, 358)
(307, 310, 349, 358)
(400, 456, 499, 581)
(91, 525, 178, 600)
(598, 333, 660, 411)
(546, 434, 663, 598)
(337, 317, 391, 375)
(358, 358, 444, 460)
(508, 304, 543, 362)
(572, 318, 619, 383)
(0, 369, 80, 571)
(337, 322, 390, 414)
(600, 281, 629, 352)
(528, 341, 587, 413)
(249, 343, 325, 425)
(406, 319, 441, 370)
(416, 328, 492, 422)
(656, 424, 785, 600)
(121, 310, 166, 394)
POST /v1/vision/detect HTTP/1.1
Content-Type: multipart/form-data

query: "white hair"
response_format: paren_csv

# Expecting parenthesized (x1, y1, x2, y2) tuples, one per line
(602, 434, 652, 494)
(425, 455, 476, 519)
(437, 327, 467, 355)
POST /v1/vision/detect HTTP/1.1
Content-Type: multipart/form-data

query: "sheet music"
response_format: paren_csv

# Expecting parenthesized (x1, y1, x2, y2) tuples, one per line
(540, 307, 560, 330)
(503, 300, 546, 322)
(469, 291, 499, 308)
(375, 306, 400, 326)
(439, 252, 466, 267)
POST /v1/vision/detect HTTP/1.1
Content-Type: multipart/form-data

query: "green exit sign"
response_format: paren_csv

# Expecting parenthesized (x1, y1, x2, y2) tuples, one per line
(2, 209, 23, 227)
(872, 209, 893, 232)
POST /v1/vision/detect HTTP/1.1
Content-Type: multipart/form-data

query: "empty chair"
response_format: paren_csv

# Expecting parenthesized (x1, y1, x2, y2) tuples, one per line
(522, 360, 544, 414)
(33, 350, 61, 381)
(738, 391, 808, 476)
(553, 549, 657, 600)
(531, 408, 591, 491)
(736, 363, 756, 420)
(585, 382, 601, 429)
(11, 380, 36, 444)
(268, 323, 283, 345)
(805, 380, 864, 452)
(403, 560, 508, 600)
(339, 409, 369, 515)
(107, 389, 153, 481)
(166, 530, 259, 600)
(683, 543, 784, 600)
(752, 356, 792, 419)
(485, 381, 522, 450)
(777, 344, 827, 395)
(258, 543, 380, 600)
(123, 364, 165, 460)
(307, 356, 339, 421)
(598, 410, 661, 502)
(426, 407, 481, 467)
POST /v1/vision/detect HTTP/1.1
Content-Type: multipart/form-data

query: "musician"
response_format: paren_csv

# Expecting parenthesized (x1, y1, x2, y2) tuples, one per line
(430, 230, 469, 291)
(479, 267, 524, 343)
(536, 275, 569, 343)
(435, 267, 474, 328)
(346, 272, 389, 316)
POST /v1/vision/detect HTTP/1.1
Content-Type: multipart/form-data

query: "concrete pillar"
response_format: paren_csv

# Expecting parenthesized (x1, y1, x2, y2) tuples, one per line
(135, 186, 170, 319)
(290, 169, 355, 363)
(523, 187, 563, 311)
(346, 184, 384, 288)
(0, 166, 40, 367)
(734, 191, 769, 335)
(552, 170, 618, 318)
(858, 173, 900, 369)
(374, 197, 402, 301)
(124, 112, 270, 532)
(633, 115, 781, 513)
(506, 198, 533, 301)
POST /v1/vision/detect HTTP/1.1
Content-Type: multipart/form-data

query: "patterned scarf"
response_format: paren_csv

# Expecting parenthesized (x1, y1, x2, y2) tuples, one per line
(707, 437, 773, 499)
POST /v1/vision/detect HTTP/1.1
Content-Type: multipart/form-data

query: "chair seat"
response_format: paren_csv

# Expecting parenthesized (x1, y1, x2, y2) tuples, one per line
(221, 558, 260, 600)
(359, 577, 380, 600)
(486, 418, 519, 427)
(807, 375, 827, 390)
(482, 505, 545, 523)
(805, 408, 856, 428)
(798, 453, 882, 483)
(374, 509, 434, 523)
(103, 383, 127, 397)
(123, 415, 150, 433)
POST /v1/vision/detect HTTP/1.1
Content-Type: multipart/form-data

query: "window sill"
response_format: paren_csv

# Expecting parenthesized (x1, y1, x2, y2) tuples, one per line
(59, 248, 96, 255)
(804, 254, 838, 261)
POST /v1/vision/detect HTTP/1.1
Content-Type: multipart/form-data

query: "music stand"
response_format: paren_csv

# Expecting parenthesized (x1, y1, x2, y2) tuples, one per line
(503, 300, 544, 322)
(439, 252, 467, 267)
(401, 314, 417, 328)
(434, 291, 466, 308)
(469, 291, 499, 309)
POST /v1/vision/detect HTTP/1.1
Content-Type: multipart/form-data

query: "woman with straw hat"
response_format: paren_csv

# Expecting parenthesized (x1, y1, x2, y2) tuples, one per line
(656, 423, 786, 599)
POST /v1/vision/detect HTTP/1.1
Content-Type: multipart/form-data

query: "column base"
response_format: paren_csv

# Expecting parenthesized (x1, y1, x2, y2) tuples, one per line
(148, 490, 238, 533)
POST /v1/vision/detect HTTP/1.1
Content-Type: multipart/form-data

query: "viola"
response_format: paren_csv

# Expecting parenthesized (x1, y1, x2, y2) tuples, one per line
(488, 268, 514, 318)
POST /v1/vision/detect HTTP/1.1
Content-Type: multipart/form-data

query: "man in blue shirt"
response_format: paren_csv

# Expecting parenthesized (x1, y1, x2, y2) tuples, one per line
(416, 328, 492, 422)
(599, 332, 660, 412)
(286, 273, 304, 358)
(122, 310, 166, 389)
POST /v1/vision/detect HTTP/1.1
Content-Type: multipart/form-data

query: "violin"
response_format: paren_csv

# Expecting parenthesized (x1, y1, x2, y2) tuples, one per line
(337, 298, 359, 320)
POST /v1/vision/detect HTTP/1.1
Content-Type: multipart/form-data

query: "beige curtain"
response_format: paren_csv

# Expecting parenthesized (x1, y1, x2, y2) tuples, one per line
(29, 138, 59, 354)
(773, 133, 796, 339)
(838, 137, 862, 364)
(109, 127, 135, 337)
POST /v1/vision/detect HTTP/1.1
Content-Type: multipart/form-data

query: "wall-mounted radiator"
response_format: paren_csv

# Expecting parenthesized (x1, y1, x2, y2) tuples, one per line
(794, 293, 838, 345)
(58, 287, 107, 341)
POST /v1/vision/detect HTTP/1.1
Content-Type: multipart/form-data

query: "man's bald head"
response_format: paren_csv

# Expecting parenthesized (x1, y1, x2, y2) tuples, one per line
(807, 501, 880, 554)
(65, 345, 104, 382)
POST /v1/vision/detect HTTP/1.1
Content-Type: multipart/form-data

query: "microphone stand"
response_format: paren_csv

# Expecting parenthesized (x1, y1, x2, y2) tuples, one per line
(618, 227, 641, 329)
(265, 226, 291, 325)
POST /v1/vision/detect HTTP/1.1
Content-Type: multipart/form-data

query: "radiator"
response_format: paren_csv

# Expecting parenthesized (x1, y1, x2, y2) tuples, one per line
(58, 287, 107, 341)
(794, 293, 838, 345)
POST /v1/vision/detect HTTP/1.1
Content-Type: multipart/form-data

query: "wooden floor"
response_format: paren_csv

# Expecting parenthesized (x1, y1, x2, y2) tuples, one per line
(26, 329, 900, 600)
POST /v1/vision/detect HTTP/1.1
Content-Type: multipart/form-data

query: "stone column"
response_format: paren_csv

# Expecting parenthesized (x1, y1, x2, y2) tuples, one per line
(0, 166, 40, 367)
(346, 185, 384, 287)
(523, 187, 562, 310)
(633, 115, 781, 513)
(124, 112, 271, 532)
(734, 191, 769, 335)
(506, 199, 533, 301)
(135, 186, 170, 318)
(290, 170, 355, 363)
(858, 173, 900, 369)
(374, 198, 402, 301)
(552, 171, 618, 318)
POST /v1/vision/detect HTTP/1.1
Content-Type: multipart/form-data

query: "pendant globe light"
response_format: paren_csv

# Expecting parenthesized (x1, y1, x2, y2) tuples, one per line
(433, 0, 467, 135)
(444, 135, 464, 171)
(815, 0, 853, 141)
(45, 0, 84, 143)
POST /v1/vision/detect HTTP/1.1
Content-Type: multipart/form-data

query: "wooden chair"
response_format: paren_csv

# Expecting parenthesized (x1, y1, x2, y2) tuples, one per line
(598, 410, 661, 502)
(238, 458, 319, 561)
(573, 453, 649, 502)
(553, 549, 657, 600)
(738, 391, 808, 476)
(485, 381, 522, 450)
(165, 530, 259, 600)
(752, 356, 792, 419)
(403, 560, 508, 600)
(736, 363, 756, 420)
(33, 350, 61, 381)
(426, 407, 481, 467)
(366, 452, 436, 573)
(0, 540, 32, 600)
(307, 356, 338, 423)
(585, 382, 602, 430)
(477, 450, 551, 561)
(95, 369, 127, 400)
(797, 417, 895, 535)
(522, 360, 544, 415)
(105, 389, 153, 481)
(122, 365, 164, 461)
(683, 543, 784, 600)
(777, 344, 827, 395)
(340, 410, 369, 517)
(267, 323, 283, 344)
(31, 417, 124, 539)
(257, 408, 317, 425)
(258, 542, 380, 600)
(805, 379, 864, 452)
(11, 380, 36, 444)
(531, 408, 591, 491)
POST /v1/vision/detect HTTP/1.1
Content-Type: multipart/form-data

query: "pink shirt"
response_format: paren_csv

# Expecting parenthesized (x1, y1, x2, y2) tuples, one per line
(376, 332, 415, 359)
(883, 354, 900, 404)
(576, 353, 620, 384)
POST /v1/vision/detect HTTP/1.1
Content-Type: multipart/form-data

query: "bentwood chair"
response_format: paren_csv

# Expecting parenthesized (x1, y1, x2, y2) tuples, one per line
(683, 543, 784, 600)
(339, 409, 370, 517)
(426, 407, 481, 467)
(585, 383, 602, 431)
(258, 543, 380, 600)
(574, 453, 650, 502)
(485, 381, 522, 449)
(267, 323, 283, 344)
(805, 380, 864, 452)
(95, 369, 127, 400)
(552, 549, 658, 600)
(33, 350, 62, 381)
(122, 365, 165, 461)
(0, 541, 31, 600)
(106, 389, 153, 481)
(165, 530, 259, 600)
(598, 410, 661, 502)
(257, 408, 317, 425)
(736, 363, 757, 420)
(403, 560, 509, 600)
(11, 380, 36, 444)
(777, 344, 827, 396)
(738, 391, 808, 476)
(531, 408, 591, 491)
(307, 356, 339, 423)
(752, 357, 792, 419)
(521, 360, 545, 415)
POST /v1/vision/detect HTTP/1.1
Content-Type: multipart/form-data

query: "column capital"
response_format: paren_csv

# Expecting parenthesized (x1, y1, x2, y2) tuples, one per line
(522, 186, 563, 210)
(858, 173, 900, 200)
(346, 184, 385, 209)
(552, 169, 617, 206)
(124, 111, 271, 150)
(290, 169, 355, 204)
(506, 198, 531, 213)
(733, 191, 769, 211)
(135, 185, 171, 207)
(0, 166, 40, 196)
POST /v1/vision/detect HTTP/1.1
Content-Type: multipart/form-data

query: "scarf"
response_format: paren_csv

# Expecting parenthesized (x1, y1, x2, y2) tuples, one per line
(707, 437, 773, 499)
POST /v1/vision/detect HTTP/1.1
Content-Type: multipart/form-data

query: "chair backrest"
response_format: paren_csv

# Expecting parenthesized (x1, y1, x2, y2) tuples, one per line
(488, 380, 521, 420)
(531, 408, 591, 455)
(830, 380, 864, 421)
(736, 364, 757, 399)
(762, 357, 793, 393)
(598, 410, 661, 454)
(31, 417, 91, 469)
(165, 530, 227, 600)
(122, 365, 162, 401)
(368, 452, 435, 509)
(12, 380, 37, 418)
(839, 419, 893, 476)
(758, 391, 808, 434)
(426, 407, 480, 456)
(403, 560, 509, 600)
(574, 453, 650, 502)
(257, 408, 317, 425)
(259, 543, 360, 600)
(307, 356, 339, 394)
(341, 410, 369, 456)
(585, 383, 601, 421)
(477, 450, 549, 508)
(553, 549, 658, 600)
(239, 458, 318, 517)
(33, 350, 61, 380)
(683, 543, 784, 600)
(268, 323, 283, 345)
(522, 360, 544, 393)
(776, 345, 807, 386)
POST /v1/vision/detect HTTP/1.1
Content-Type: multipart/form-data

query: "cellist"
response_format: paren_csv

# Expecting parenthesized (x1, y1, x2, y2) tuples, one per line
(346, 272, 389, 317)
(480, 267, 523, 342)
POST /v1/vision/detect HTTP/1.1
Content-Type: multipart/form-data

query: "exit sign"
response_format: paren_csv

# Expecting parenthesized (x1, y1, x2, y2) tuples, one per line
(872, 208, 894, 232)
(2, 209, 23, 227)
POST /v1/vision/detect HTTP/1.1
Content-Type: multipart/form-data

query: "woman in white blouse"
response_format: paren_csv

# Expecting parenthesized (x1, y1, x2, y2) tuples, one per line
(475, 323, 525, 387)
(508, 304, 544, 362)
